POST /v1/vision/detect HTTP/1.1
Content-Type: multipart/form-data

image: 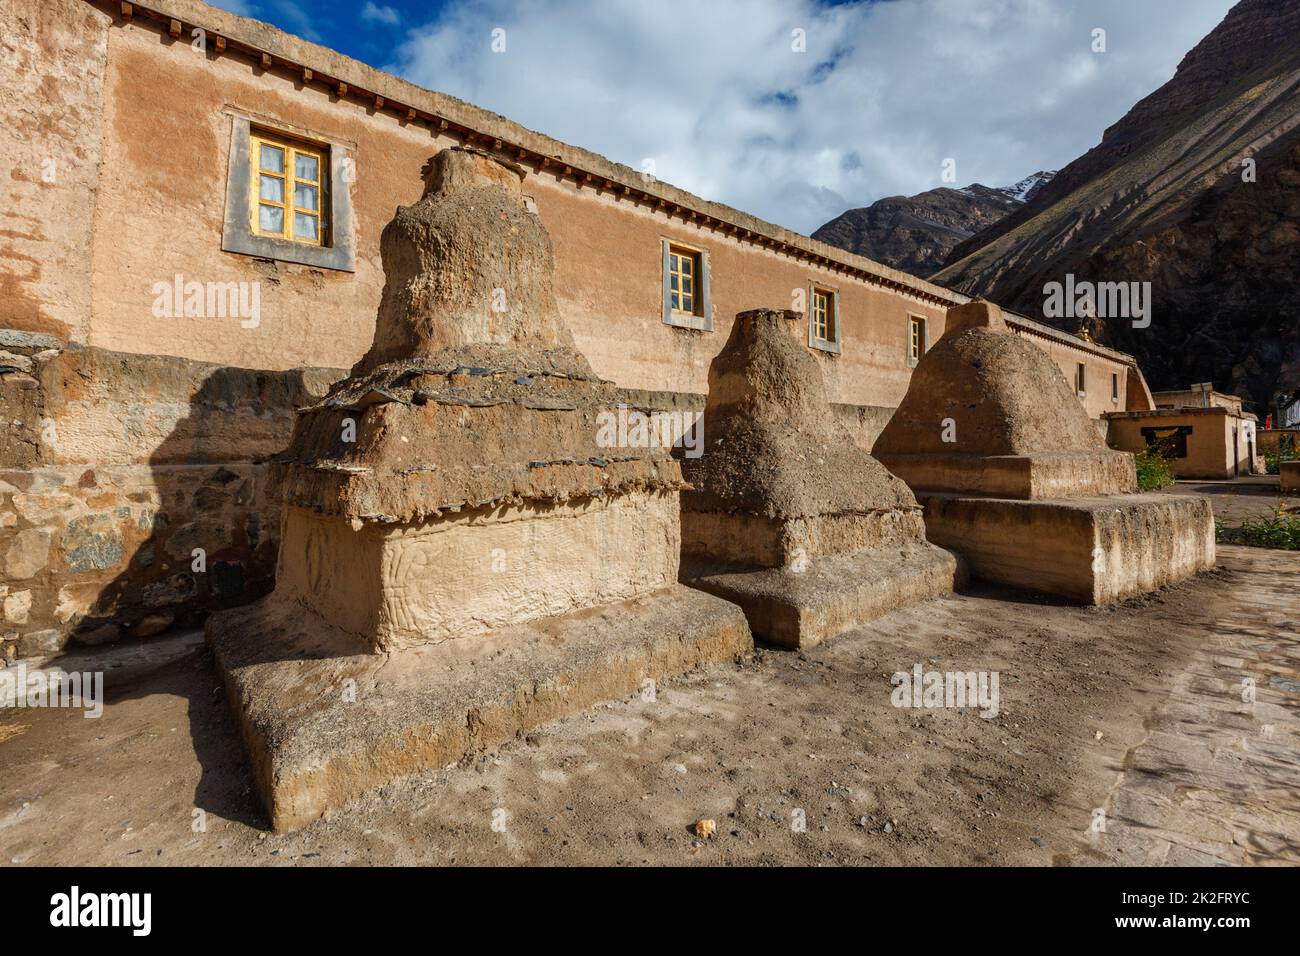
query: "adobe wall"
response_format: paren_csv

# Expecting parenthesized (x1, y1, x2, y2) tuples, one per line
(0, 0, 1137, 417)
(0, 335, 343, 660)
(1, 0, 110, 341)
(1152, 388, 1243, 414)
(1281, 461, 1300, 493)
(1105, 408, 1261, 479)
(1258, 429, 1299, 457)
(76, 8, 953, 406)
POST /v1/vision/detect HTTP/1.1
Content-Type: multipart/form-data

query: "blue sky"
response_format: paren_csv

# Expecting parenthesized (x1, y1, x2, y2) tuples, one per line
(209, 0, 1238, 234)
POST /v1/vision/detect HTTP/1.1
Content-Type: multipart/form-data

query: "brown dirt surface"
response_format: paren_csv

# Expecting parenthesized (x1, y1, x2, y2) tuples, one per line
(3, 545, 1295, 866)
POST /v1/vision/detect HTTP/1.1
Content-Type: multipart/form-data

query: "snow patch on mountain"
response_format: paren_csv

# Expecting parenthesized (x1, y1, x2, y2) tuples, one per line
(997, 170, 1057, 203)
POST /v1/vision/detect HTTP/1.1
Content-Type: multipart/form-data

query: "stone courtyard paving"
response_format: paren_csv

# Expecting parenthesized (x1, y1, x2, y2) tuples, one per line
(1168, 475, 1293, 525)
(1077, 545, 1300, 865)
(0, 545, 1297, 866)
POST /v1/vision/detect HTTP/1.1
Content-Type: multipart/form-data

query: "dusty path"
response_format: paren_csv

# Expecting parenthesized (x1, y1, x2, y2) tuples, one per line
(1, 546, 1297, 866)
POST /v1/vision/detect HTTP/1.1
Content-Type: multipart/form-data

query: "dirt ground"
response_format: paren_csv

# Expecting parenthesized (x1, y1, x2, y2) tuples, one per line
(1, 545, 1297, 867)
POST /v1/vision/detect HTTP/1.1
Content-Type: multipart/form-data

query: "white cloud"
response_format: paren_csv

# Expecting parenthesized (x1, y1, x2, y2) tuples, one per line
(362, 3, 401, 26)
(386, 0, 1238, 234)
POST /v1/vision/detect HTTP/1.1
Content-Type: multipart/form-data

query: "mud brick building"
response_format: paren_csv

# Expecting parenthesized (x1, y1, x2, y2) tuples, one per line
(0, 0, 1156, 657)
(1106, 386, 1263, 479)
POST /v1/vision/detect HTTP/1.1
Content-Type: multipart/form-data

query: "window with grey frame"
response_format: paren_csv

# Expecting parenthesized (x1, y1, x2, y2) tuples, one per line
(661, 240, 712, 331)
(221, 114, 357, 272)
(808, 285, 841, 354)
(907, 314, 928, 367)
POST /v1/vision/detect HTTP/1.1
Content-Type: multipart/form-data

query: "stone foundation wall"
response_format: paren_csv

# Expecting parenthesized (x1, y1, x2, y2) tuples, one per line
(0, 336, 898, 660)
(0, 333, 343, 660)
(1, 462, 275, 657)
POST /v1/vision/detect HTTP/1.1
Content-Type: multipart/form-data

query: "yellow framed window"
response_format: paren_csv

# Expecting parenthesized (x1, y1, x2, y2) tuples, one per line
(812, 288, 840, 344)
(251, 130, 326, 245)
(669, 246, 701, 315)
(909, 316, 925, 363)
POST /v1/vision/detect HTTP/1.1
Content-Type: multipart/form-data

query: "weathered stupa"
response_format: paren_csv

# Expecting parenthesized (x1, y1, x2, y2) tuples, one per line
(679, 308, 960, 648)
(207, 147, 752, 831)
(873, 299, 1215, 603)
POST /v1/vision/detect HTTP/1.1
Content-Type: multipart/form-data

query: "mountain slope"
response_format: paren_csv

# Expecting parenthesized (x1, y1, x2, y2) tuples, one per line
(812, 172, 1054, 277)
(933, 0, 1300, 408)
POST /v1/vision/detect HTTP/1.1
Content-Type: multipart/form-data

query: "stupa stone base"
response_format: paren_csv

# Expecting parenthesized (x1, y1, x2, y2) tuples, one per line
(277, 491, 681, 652)
(876, 451, 1136, 500)
(681, 543, 962, 650)
(207, 586, 752, 832)
(916, 493, 1215, 604)
(1281, 461, 1300, 494)
(680, 509, 927, 567)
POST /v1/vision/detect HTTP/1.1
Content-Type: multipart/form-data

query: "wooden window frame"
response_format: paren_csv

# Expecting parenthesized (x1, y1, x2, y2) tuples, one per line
(221, 113, 355, 272)
(660, 239, 712, 331)
(808, 284, 841, 354)
(668, 245, 701, 317)
(1111, 371, 1120, 405)
(250, 129, 327, 246)
(1076, 361, 1088, 397)
(1142, 425, 1192, 460)
(907, 313, 928, 368)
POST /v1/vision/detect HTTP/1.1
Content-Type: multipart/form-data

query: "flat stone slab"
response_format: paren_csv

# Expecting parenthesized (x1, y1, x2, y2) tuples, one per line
(917, 492, 1215, 604)
(207, 585, 752, 832)
(681, 543, 961, 650)
(876, 450, 1136, 500)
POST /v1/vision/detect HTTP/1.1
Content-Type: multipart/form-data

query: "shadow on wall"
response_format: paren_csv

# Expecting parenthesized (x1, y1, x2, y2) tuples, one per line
(34, 361, 340, 828)
(1, 341, 343, 658)
(66, 364, 334, 647)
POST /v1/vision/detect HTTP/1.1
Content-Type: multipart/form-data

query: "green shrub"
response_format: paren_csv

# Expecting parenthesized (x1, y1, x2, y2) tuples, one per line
(1264, 443, 1300, 475)
(1134, 447, 1176, 491)
(1217, 514, 1300, 550)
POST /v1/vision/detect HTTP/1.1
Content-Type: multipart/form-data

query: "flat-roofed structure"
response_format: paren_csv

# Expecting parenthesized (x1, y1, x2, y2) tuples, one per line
(1106, 384, 1262, 479)
(8, 0, 1150, 416)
